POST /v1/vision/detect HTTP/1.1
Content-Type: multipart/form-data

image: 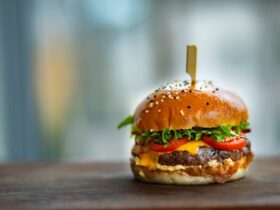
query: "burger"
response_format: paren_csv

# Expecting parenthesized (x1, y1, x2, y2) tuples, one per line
(118, 80, 253, 185)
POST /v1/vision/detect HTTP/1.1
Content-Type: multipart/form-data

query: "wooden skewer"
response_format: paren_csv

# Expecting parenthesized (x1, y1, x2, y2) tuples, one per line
(186, 45, 197, 84)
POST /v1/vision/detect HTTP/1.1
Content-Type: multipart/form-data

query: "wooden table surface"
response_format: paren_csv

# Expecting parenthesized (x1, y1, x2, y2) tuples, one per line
(0, 157, 279, 210)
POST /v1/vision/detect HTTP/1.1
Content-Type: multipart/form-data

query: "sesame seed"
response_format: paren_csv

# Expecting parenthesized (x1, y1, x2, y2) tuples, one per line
(162, 95, 166, 99)
(149, 103, 154, 107)
(158, 109, 162, 112)
(206, 102, 210, 106)
(176, 96, 180, 99)
(161, 99, 164, 102)
(180, 110, 185, 116)
(187, 105, 192, 109)
(145, 110, 149, 113)
(155, 101, 159, 105)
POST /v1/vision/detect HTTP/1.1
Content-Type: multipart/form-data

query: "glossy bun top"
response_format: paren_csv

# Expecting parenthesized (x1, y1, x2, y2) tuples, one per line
(133, 80, 248, 131)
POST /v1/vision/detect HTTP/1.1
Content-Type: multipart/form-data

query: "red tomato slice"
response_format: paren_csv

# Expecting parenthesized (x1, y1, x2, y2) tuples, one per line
(201, 134, 247, 150)
(148, 138, 189, 152)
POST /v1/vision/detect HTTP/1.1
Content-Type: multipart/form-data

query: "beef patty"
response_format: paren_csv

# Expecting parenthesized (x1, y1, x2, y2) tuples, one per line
(158, 142, 252, 166)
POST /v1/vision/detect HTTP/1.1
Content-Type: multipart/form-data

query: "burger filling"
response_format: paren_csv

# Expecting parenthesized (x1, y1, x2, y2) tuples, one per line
(118, 116, 252, 171)
(158, 144, 251, 166)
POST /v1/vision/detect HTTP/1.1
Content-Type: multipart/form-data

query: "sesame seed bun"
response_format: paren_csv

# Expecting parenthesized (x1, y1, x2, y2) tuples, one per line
(133, 81, 248, 131)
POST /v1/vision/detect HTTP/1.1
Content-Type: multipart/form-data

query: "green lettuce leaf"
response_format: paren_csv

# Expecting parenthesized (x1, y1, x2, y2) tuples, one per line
(117, 115, 134, 129)
(117, 114, 250, 145)
(131, 122, 250, 144)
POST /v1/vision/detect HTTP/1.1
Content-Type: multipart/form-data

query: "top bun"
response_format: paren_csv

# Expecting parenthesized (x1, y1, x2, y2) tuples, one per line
(134, 80, 248, 131)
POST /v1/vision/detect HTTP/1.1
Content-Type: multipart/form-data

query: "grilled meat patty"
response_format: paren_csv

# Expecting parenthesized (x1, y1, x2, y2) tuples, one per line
(158, 142, 252, 166)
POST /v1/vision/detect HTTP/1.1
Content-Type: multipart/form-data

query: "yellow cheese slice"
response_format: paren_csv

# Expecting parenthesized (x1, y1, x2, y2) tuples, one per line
(175, 140, 209, 155)
(138, 152, 158, 170)
(136, 141, 209, 170)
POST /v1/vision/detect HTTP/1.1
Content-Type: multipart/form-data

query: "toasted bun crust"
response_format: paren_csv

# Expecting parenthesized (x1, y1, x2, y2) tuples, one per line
(131, 154, 253, 185)
(132, 164, 247, 185)
(134, 81, 248, 131)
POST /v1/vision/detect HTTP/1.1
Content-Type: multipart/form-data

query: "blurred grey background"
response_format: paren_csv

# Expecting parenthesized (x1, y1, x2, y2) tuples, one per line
(0, 0, 279, 162)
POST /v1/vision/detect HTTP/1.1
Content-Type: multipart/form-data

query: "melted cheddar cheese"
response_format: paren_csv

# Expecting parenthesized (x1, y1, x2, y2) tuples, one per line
(137, 152, 158, 170)
(135, 141, 209, 170)
(175, 140, 209, 155)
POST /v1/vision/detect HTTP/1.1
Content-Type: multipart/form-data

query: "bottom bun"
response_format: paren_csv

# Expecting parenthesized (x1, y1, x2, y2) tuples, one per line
(131, 154, 253, 185)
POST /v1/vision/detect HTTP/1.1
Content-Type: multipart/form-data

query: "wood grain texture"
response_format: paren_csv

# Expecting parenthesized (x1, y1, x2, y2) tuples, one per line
(0, 158, 279, 210)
